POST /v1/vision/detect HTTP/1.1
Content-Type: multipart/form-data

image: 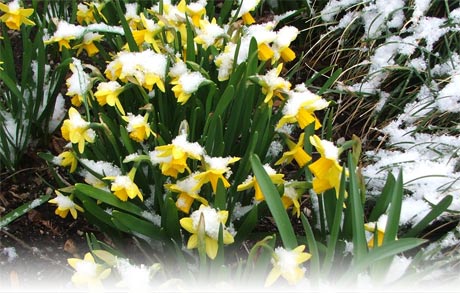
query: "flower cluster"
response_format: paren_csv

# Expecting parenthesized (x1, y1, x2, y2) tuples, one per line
(40, 0, 351, 288)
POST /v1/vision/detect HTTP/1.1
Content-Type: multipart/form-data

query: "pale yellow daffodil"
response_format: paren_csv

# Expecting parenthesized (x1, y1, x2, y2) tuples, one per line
(275, 133, 311, 168)
(180, 205, 234, 259)
(265, 245, 311, 286)
(68, 252, 111, 290)
(61, 107, 95, 153)
(48, 191, 83, 219)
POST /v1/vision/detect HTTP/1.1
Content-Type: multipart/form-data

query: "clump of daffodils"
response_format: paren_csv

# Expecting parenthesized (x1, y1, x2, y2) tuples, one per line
(40, 0, 354, 288)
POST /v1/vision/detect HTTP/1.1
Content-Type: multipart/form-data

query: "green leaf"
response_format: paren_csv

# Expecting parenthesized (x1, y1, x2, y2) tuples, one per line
(250, 154, 297, 249)
(384, 171, 403, 244)
(369, 172, 395, 222)
(0, 194, 50, 228)
(112, 210, 165, 241)
(75, 183, 143, 216)
(164, 196, 181, 243)
(402, 195, 453, 238)
(300, 214, 320, 283)
(234, 205, 258, 243)
(215, 178, 227, 210)
(322, 169, 347, 276)
(348, 153, 367, 261)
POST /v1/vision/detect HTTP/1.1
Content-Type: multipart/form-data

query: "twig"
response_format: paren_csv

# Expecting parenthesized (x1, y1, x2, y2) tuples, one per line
(0, 229, 73, 272)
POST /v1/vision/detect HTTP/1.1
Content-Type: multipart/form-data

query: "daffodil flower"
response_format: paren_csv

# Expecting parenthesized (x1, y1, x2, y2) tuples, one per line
(308, 135, 343, 194)
(68, 252, 111, 289)
(272, 26, 299, 63)
(247, 23, 277, 62)
(73, 32, 103, 57)
(149, 133, 204, 178)
(364, 214, 389, 248)
(180, 205, 234, 259)
(94, 81, 125, 115)
(166, 173, 208, 214)
(194, 155, 240, 193)
(276, 84, 329, 130)
(48, 191, 84, 219)
(65, 59, 91, 107)
(265, 245, 311, 287)
(255, 64, 291, 106)
(122, 113, 156, 143)
(231, 0, 261, 25)
(186, 1, 206, 27)
(105, 50, 166, 92)
(76, 2, 105, 25)
(61, 107, 96, 153)
(104, 173, 143, 202)
(281, 181, 305, 218)
(57, 150, 78, 173)
(194, 17, 225, 49)
(0, 0, 35, 30)
(275, 133, 311, 168)
(170, 71, 206, 105)
(44, 21, 80, 51)
(237, 164, 284, 201)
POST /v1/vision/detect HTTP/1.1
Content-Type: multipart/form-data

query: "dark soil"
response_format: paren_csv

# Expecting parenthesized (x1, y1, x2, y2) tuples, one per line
(0, 150, 94, 290)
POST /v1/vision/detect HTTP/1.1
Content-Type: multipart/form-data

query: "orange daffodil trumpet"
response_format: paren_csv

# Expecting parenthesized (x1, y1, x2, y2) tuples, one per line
(180, 205, 234, 259)
(265, 245, 311, 287)
(61, 107, 96, 153)
(0, 0, 35, 30)
(48, 191, 84, 219)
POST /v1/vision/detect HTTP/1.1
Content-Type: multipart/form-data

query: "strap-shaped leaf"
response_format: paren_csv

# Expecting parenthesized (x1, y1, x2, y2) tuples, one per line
(0, 194, 50, 228)
(75, 183, 143, 216)
(250, 154, 297, 249)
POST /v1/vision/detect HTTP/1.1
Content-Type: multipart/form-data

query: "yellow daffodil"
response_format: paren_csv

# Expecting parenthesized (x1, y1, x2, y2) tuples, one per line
(122, 113, 155, 143)
(231, 0, 261, 25)
(166, 173, 208, 214)
(308, 135, 343, 194)
(48, 191, 84, 219)
(265, 245, 311, 287)
(124, 3, 141, 29)
(194, 18, 225, 49)
(61, 107, 96, 153)
(180, 205, 234, 259)
(66, 59, 91, 107)
(57, 150, 78, 173)
(273, 26, 299, 63)
(281, 181, 305, 218)
(275, 133, 311, 168)
(73, 32, 103, 57)
(104, 50, 166, 92)
(256, 64, 291, 106)
(237, 164, 284, 201)
(94, 81, 125, 115)
(44, 21, 81, 51)
(150, 133, 204, 178)
(68, 252, 111, 289)
(186, 1, 206, 27)
(364, 214, 388, 248)
(276, 84, 329, 130)
(170, 71, 206, 104)
(194, 155, 240, 193)
(76, 3, 94, 24)
(104, 173, 143, 202)
(0, 0, 35, 31)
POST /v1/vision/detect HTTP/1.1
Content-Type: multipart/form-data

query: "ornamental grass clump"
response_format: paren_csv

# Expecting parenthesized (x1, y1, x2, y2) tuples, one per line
(1, 0, 459, 291)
